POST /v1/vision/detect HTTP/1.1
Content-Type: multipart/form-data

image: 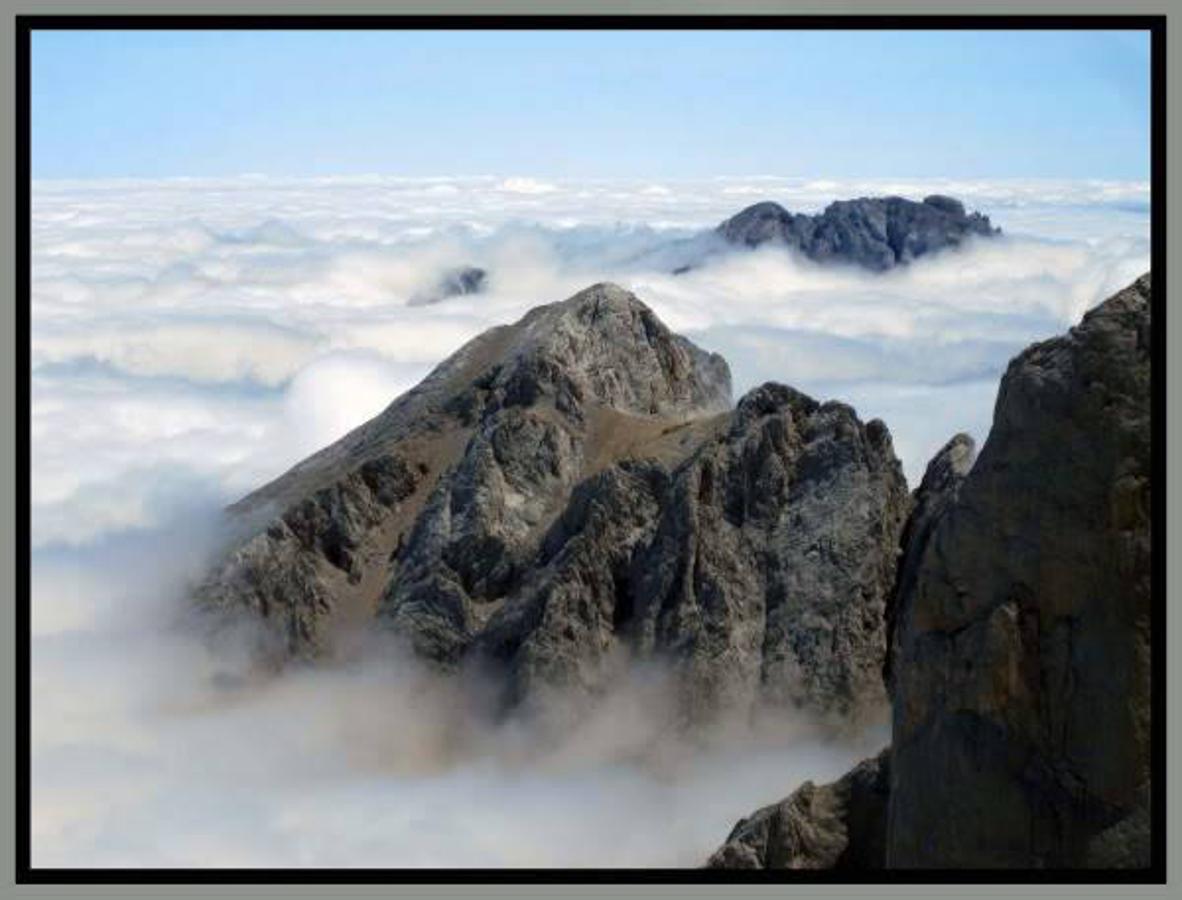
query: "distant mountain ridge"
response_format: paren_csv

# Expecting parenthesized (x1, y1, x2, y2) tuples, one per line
(712, 194, 999, 271)
(403, 195, 1001, 307)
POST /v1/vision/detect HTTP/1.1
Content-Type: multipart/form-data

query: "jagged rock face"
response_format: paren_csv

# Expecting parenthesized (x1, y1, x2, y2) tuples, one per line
(716, 195, 998, 271)
(195, 453, 425, 661)
(376, 284, 732, 668)
(448, 285, 733, 420)
(195, 282, 909, 726)
(887, 273, 1152, 868)
(471, 459, 673, 708)
(381, 379, 909, 723)
(707, 750, 891, 869)
(628, 385, 910, 722)
(459, 383, 910, 723)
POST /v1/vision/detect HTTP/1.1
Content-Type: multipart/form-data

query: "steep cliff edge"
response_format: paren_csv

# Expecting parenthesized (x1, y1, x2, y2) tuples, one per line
(887, 272, 1152, 868)
(709, 272, 1153, 869)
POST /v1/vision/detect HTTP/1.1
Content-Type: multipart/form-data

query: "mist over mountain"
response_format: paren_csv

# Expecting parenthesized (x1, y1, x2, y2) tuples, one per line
(29, 175, 1151, 868)
(195, 283, 910, 736)
(189, 267, 1153, 873)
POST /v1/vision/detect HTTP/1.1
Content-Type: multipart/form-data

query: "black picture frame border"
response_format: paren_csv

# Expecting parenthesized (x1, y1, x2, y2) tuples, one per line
(14, 11, 1168, 886)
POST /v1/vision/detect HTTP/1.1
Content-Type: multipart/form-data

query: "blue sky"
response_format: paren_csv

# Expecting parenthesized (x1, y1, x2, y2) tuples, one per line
(31, 29, 1150, 180)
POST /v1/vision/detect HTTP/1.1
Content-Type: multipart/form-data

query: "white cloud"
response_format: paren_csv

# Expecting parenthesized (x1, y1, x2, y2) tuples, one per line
(29, 174, 1150, 866)
(33, 317, 323, 386)
(280, 351, 428, 458)
(497, 176, 559, 195)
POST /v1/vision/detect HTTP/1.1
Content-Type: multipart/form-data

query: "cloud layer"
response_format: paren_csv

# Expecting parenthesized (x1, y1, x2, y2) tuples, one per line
(32, 512, 887, 868)
(30, 175, 1149, 867)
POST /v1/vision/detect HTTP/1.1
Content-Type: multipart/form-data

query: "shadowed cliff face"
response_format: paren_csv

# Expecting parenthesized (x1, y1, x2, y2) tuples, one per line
(709, 272, 1153, 870)
(714, 195, 998, 271)
(886, 272, 1152, 869)
(195, 282, 910, 727)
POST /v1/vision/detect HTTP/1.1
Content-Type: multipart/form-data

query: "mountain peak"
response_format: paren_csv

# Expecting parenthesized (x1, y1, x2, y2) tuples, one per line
(196, 282, 908, 728)
(485, 282, 732, 421)
(233, 284, 731, 521)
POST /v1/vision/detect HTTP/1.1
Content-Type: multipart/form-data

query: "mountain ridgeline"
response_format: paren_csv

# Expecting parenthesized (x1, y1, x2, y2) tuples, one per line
(194, 272, 1152, 869)
(410, 194, 1000, 303)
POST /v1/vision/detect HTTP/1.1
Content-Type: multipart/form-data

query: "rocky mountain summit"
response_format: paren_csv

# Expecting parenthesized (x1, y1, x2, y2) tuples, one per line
(714, 194, 999, 271)
(196, 282, 909, 725)
(709, 273, 1153, 869)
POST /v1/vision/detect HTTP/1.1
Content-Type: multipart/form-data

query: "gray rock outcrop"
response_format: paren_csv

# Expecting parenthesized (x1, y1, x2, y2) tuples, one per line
(195, 282, 730, 664)
(624, 385, 909, 723)
(715, 195, 998, 271)
(195, 282, 910, 725)
(459, 381, 911, 723)
(706, 749, 890, 869)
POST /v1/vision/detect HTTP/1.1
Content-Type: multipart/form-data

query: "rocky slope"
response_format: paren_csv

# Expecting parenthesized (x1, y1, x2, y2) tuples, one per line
(709, 273, 1153, 869)
(195, 282, 910, 724)
(715, 195, 998, 271)
(707, 750, 890, 869)
(454, 381, 910, 722)
(195, 283, 730, 661)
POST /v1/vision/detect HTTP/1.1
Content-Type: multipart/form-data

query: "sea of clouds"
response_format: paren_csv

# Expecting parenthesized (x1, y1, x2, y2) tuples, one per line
(30, 175, 1149, 867)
